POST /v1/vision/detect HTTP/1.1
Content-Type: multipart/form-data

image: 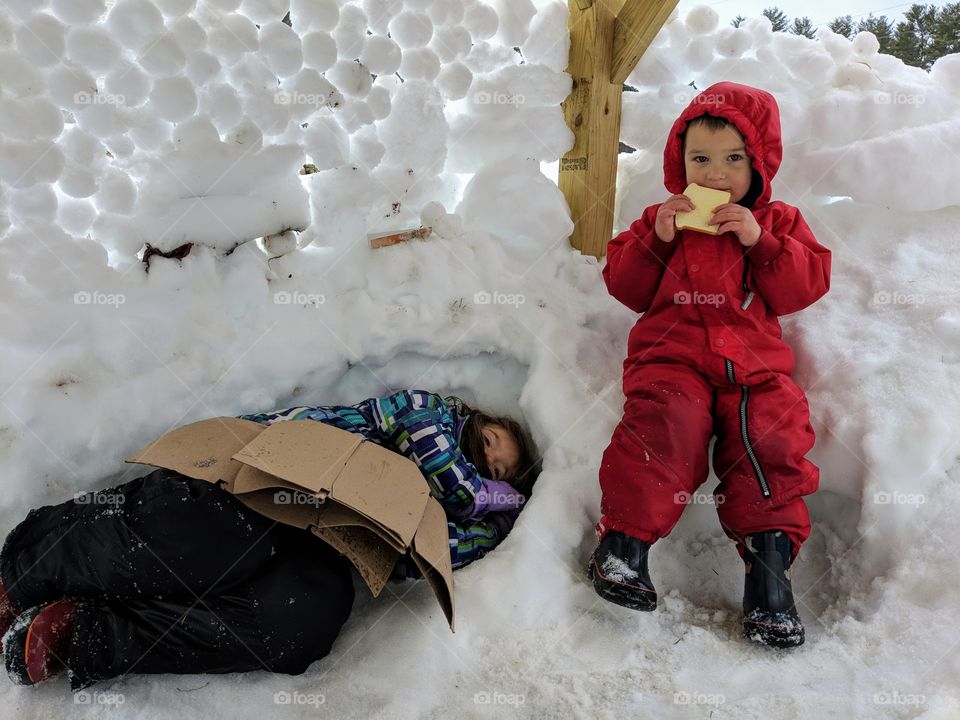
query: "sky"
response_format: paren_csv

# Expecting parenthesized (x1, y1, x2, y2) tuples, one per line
(676, 0, 917, 29)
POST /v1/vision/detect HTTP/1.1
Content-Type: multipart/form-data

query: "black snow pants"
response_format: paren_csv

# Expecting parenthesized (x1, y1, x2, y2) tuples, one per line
(0, 468, 355, 690)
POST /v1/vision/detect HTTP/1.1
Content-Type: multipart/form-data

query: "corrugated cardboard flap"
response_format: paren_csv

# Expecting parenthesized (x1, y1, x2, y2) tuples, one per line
(126, 417, 263, 489)
(232, 421, 428, 549)
(227, 487, 319, 530)
(232, 463, 319, 498)
(310, 525, 400, 597)
(315, 503, 406, 553)
(409, 500, 456, 632)
(231, 420, 362, 494)
(328, 441, 428, 549)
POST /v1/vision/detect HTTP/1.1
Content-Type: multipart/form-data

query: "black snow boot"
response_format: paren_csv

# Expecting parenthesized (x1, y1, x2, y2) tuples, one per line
(741, 530, 804, 648)
(588, 531, 657, 611)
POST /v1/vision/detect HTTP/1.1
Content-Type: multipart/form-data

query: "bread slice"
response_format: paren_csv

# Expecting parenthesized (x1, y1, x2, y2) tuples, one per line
(674, 183, 731, 235)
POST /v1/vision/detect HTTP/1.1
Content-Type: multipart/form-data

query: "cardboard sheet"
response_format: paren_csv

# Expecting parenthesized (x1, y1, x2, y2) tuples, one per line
(127, 417, 456, 630)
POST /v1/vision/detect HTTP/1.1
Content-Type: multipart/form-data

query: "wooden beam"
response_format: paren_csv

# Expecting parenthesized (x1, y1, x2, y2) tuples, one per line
(559, 0, 675, 257)
(611, 0, 678, 86)
(559, 0, 622, 258)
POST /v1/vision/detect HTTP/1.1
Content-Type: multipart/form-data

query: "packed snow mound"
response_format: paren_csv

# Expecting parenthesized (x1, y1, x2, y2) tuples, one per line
(1, 1, 959, 718)
(622, 16, 960, 212)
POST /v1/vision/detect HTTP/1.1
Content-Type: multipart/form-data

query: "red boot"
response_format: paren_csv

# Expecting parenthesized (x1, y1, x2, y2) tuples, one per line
(5, 599, 78, 685)
(0, 577, 22, 655)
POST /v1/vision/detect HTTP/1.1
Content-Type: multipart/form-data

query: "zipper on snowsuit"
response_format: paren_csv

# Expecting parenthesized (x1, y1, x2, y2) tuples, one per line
(724, 358, 771, 498)
(740, 249, 755, 310)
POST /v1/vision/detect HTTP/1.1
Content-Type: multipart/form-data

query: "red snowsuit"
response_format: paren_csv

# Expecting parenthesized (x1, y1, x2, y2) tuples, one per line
(597, 82, 831, 558)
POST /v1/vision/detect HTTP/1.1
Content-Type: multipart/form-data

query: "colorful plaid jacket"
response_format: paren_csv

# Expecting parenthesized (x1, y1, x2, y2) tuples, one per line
(237, 389, 518, 568)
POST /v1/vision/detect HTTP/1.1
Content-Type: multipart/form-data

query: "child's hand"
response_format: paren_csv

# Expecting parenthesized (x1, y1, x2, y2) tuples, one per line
(474, 478, 526, 514)
(654, 194, 695, 243)
(710, 204, 762, 247)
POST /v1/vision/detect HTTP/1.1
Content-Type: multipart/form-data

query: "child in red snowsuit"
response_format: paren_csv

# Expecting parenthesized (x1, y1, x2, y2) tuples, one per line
(588, 82, 831, 648)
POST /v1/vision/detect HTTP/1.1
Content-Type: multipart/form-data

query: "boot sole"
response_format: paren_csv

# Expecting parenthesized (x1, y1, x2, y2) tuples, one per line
(0, 605, 19, 655)
(589, 558, 658, 611)
(4, 605, 41, 685)
(743, 617, 805, 648)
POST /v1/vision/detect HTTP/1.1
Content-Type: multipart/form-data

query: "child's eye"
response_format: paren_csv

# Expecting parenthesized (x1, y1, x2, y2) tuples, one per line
(728, 154, 744, 161)
(693, 155, 708, 163)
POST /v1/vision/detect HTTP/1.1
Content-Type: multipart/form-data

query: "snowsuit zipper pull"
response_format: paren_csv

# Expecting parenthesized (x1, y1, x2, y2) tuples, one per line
(740, 250, 755, 310)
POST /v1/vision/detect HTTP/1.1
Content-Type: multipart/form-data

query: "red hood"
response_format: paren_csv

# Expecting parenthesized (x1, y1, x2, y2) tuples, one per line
(663, 82, 782, 208)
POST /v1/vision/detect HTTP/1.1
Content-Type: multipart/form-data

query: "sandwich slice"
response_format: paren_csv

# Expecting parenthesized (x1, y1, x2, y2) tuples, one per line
(674, 183, 731, 235)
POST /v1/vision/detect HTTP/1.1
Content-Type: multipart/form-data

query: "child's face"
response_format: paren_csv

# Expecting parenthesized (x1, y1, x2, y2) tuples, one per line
(682, 123, 753, 204)
(481, 423, 521, 484)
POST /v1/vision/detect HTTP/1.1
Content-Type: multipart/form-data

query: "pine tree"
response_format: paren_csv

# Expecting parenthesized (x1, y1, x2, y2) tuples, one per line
(731, 15, 746, 28)
(762, 6, 790, 31)
(828, 15, 855, 38)
(791, 16, 817, 38)
(857, 15, 895, 54)
(890, 4, 938, 69)
(932, 2, 960, 57)
(891, 19, 921, 67)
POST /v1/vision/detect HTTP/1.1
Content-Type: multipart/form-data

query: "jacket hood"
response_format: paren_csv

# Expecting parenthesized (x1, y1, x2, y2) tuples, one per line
(663, 81, 782, 208)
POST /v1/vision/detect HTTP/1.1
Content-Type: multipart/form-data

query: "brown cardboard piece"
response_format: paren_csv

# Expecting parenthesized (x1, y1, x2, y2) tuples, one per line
(126, 417, 455, 630)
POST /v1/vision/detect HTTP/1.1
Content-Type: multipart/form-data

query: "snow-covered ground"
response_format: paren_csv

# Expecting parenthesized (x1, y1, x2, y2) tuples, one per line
(2, 0, 960, 717)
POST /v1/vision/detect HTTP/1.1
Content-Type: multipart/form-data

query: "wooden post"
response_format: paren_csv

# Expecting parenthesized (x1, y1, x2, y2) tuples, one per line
(611, 0, 678, 86)
(559, 0, 677, 258)
(559, 0, 621, 259)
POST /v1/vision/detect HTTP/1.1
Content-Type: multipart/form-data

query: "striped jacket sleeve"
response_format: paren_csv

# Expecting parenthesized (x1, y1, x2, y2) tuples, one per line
(448, 510, 518, 569)
(369, 390, 482, 519)
(236, 406, 316, 424)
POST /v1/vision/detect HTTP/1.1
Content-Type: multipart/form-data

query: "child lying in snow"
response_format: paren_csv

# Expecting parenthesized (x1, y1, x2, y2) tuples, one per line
(0, 390, 537, 690)
(589, 82, 831, 648)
